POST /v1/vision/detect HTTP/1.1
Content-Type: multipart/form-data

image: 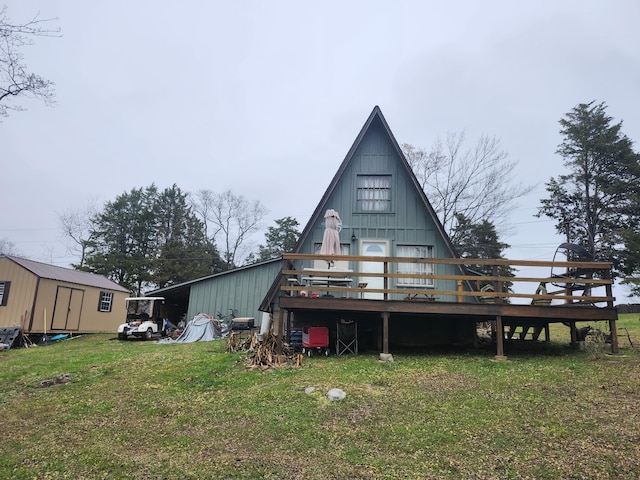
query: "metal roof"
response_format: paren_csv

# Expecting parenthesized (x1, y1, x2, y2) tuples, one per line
(4, 255, 129, 292)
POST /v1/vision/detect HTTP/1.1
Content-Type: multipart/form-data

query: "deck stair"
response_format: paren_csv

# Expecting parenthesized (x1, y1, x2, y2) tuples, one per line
(505, 324, 549, 342)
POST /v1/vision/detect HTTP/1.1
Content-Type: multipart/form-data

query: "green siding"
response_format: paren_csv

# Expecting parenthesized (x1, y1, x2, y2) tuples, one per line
(299, 117, 460, 300)
(187, 261, 282, 325)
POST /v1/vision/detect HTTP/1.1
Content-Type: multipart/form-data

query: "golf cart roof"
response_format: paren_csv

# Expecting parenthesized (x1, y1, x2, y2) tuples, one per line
(125, 297, 165, 301)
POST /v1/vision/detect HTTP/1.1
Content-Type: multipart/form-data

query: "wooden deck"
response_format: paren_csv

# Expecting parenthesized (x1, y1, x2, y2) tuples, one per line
(275, 254, 618, 358)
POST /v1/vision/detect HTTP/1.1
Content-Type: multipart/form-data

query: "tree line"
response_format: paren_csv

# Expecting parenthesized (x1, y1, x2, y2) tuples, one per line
(59, 186, 299, 295)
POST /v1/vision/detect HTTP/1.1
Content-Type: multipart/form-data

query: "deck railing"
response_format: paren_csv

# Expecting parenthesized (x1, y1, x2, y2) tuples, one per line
(280, 253, 616, 306)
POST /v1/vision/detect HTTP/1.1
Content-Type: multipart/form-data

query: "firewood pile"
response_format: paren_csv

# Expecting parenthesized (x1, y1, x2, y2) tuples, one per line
(227, 330, 302, 369)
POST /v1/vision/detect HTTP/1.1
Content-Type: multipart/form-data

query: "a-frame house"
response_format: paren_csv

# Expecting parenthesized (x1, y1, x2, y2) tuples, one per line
(260, 106, 477, 350)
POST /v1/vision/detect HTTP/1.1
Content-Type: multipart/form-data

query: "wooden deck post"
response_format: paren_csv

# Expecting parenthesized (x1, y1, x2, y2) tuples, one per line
(569, 321, 577, 346)
(274, 308, 285, 353)
(495, 315, 506, 360)
(286, 310, 292, 344)
(492, 265, 507, 360)
(544, 323, 550, 342)
(382, 311, 389, 354)
(606, 275, 619, 354)
(609, 319, 619, 354)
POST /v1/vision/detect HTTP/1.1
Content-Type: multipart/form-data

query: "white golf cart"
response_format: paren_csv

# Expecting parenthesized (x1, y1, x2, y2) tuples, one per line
(117, 297, 167, 341)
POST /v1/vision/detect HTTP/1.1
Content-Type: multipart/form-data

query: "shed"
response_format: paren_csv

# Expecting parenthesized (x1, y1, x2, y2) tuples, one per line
(150, 259, 282, 327)
(0, 255, 130, 334)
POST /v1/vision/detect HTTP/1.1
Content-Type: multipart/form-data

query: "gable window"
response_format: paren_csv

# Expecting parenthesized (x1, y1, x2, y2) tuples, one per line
(0, 281, 9, 306)
(357, 175, 391, 212)
(397, 245, 434, 287)
(98, 291, 113, 312)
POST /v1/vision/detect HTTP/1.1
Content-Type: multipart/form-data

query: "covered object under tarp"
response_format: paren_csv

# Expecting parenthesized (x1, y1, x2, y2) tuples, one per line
(166, 314, 227, 343)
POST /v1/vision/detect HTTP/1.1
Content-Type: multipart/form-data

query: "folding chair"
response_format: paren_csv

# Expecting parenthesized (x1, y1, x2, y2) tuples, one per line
(336, 319, 358, 355)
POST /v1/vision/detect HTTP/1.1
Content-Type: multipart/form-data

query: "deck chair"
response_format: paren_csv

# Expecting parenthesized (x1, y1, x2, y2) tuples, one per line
(336, 319, 358, 355)
(531, 282, 552, 306)
(479, 283, 496, 304)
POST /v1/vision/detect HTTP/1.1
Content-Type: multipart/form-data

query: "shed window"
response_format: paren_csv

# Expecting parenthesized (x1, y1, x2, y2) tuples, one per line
(0, 281, 9, 306)
(397, 246, 434, 287)
(98, 291, 113, 312)
(357, 175, 391, 212)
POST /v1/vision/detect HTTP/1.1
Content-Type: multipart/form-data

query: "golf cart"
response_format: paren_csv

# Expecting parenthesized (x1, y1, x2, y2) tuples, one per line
(117, 297, 167, 340)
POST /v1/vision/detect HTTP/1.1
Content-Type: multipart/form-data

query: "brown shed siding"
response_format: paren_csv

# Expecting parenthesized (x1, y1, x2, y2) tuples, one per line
(0, 257, 38, 328)
(0, 256, 129, 333)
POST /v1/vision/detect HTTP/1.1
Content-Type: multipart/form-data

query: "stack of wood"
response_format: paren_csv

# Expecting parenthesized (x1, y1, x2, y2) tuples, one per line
(227, 330, 302, 369)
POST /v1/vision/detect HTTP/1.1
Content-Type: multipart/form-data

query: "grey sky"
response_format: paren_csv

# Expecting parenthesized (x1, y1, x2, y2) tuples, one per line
(2, 1, 639, 300)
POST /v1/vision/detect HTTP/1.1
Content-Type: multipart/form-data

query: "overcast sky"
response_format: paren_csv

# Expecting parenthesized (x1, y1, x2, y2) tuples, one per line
(2, 1, 639, 301)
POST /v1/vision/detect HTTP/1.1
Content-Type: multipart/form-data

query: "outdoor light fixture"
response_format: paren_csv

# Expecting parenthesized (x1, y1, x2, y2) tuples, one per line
(351, 231, 357, 242)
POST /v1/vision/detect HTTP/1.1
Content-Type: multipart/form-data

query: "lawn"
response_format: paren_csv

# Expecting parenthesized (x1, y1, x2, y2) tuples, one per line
(1, 315, 639, 479)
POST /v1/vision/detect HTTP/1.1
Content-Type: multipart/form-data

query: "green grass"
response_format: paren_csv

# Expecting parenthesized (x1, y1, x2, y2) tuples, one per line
(1, 315, 639, 479)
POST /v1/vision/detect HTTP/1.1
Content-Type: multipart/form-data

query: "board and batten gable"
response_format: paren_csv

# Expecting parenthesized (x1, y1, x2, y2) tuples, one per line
(293, 107, 462, 301)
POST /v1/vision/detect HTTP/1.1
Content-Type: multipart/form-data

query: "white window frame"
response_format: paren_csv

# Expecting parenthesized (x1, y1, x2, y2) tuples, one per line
(99, 291, 113, 312)
(357, 175, 391, 212)
(397, 245, 434, 287)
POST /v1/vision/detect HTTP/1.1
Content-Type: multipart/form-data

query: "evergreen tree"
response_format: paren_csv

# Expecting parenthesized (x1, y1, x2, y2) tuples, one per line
(538, 101, 640, 279)
(82, 185, 159, 294)
(250, 217, 300, 262)
(153, 185, 221, 288)
(452, 213, 514, 290)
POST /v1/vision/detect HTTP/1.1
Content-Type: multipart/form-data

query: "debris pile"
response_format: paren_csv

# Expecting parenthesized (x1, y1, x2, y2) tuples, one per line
(228, 330, 302, 369)
(39, 374, 72, 388)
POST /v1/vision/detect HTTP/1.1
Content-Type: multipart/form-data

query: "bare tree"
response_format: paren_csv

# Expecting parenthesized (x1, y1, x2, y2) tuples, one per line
(0, 236, 19, 256)
(191, 189, 268, 269)
(190, 189, 215, 240)
(58, 197, 98, 268)
(0, 6, 60, 118)
(403, 132, 534, 243)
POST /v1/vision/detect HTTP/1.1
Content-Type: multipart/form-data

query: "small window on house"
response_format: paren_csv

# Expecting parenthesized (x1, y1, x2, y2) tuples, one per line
(357, 175, 391, 212)
(98, 291, 113, 312)
(397, 246, 434, 287)
(0, 281, 9, 306)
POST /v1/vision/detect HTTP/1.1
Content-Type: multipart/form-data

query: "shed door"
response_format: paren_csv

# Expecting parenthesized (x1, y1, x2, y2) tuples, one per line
(360, 241, 388, 300)
(51, 287, 84, 331)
